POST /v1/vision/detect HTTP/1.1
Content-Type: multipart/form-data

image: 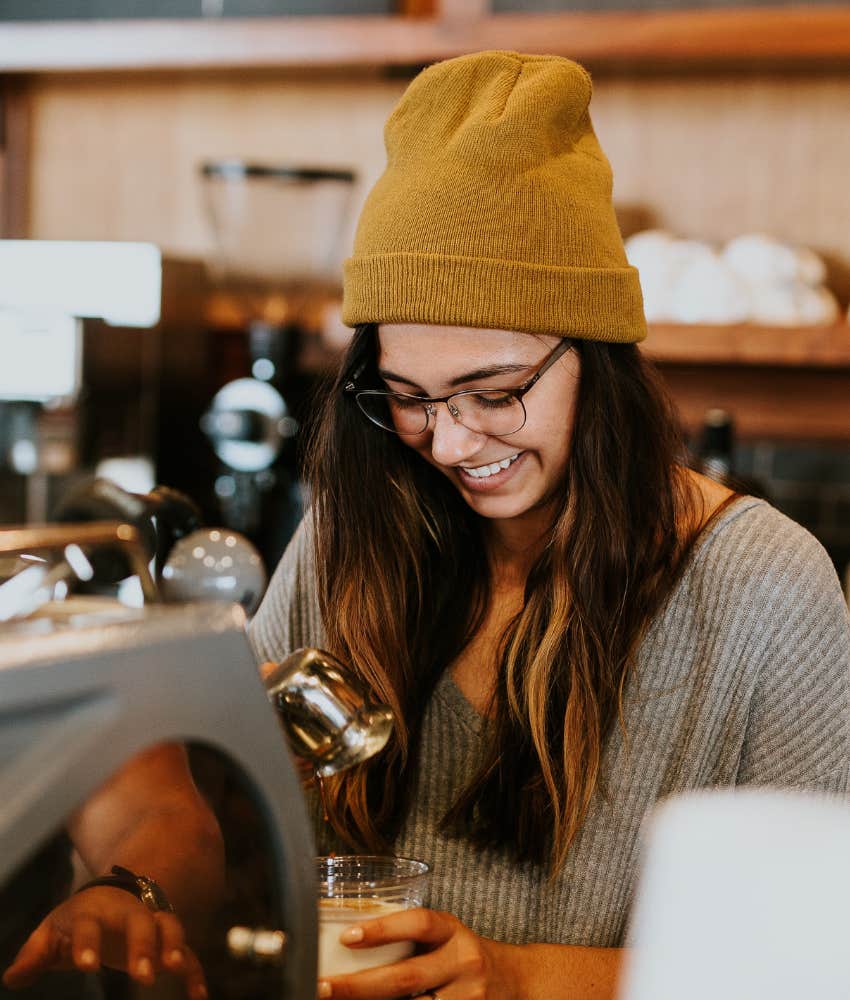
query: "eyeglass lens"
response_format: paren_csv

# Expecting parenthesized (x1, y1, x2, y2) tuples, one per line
(356, 390, 526, 436)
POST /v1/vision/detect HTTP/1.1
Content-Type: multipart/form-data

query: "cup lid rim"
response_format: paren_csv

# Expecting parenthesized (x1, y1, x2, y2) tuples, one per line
(315, 854, 430, 882)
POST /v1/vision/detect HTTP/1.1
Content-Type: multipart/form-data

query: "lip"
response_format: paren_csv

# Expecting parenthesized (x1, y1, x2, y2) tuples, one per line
(456, 452, 526, 493)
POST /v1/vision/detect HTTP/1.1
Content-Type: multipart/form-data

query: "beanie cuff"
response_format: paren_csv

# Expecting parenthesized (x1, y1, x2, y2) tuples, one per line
(342, 253, 647, 344)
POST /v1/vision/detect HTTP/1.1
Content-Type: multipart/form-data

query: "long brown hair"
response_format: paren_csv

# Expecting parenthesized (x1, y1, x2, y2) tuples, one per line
(306, 323, 707, 872)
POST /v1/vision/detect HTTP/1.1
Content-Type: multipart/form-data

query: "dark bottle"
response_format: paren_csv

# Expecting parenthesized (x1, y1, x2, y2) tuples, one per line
(694, 409, 768, 500)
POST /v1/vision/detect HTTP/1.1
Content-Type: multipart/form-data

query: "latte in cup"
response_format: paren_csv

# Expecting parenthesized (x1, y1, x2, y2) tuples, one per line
(316, 856, 430, 980)
(318, 898, 414, 977)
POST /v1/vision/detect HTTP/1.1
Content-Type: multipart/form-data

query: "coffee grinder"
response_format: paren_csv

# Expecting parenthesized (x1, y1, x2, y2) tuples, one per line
(197, 161, 355, 568)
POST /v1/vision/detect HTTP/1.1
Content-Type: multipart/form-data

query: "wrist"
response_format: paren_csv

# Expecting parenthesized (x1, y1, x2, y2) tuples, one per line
(77, 865, 174, 913)
(485, 938, 528, 1000)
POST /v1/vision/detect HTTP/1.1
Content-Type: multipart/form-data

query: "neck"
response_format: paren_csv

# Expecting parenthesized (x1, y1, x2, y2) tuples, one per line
(485, 506, 555, 589)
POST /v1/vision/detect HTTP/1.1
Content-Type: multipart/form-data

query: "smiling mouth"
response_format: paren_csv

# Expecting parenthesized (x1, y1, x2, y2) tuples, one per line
(460, 452, 522, 479)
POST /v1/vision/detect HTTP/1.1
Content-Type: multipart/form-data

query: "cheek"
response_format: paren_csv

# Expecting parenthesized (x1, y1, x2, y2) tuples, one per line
(519, 410, 574, 462)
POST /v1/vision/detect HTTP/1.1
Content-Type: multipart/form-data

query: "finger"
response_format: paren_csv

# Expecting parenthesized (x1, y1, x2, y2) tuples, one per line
(181, 947, 209, 1000)
(338, 908, 456, 949)
(318, 947, 454, 1000)
(70, 914, 102, 973)
(2, 922, 63, 989)
(124, 909, 158, 985)
(154, 912, 186, 972)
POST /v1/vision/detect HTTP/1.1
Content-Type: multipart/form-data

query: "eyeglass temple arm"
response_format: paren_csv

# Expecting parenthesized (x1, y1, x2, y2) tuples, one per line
(519, 338, 573, 394)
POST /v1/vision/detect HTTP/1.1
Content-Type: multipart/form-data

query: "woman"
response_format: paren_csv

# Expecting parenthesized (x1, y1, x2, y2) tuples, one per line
(250, 51, 850, 1000)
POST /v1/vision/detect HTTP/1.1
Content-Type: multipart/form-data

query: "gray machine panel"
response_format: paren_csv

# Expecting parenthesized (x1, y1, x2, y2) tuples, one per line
(0, 601, 317, 998)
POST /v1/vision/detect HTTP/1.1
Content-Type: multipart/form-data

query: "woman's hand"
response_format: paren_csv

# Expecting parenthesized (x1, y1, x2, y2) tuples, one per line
(317, 907, 522, 1000)
(2, 886, 208, 999)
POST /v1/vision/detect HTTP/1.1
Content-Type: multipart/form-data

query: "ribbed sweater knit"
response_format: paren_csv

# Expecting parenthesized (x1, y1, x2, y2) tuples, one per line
(250, 497, 850, 948)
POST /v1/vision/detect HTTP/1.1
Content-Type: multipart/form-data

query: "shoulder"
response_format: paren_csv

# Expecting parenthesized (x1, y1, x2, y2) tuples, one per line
(670, 497, 849, 689)
(689, 496, 843, 610)
(673, 498, 849, 791)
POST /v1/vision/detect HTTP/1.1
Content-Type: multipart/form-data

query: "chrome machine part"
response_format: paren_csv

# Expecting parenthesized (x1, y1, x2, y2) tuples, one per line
(0, 521, 158, 621)
(201, 377, 297, 475)
(263, 648, 394, 777)
(161, 527, 267, 614)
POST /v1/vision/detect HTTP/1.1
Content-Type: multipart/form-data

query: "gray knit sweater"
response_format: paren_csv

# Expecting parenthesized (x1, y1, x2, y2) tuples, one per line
(250, 498, 850, 948)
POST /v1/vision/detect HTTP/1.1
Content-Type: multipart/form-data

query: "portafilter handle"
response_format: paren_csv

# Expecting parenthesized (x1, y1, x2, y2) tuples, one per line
(262, 648, 394, 777)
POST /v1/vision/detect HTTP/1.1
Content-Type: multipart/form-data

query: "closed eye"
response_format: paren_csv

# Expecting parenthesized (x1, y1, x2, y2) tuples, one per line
(466, 391, 517, 409)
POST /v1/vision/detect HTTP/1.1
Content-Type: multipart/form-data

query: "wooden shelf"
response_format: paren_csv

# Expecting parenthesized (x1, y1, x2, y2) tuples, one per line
(2, 6, 850, 74)
(643, 322, 850, 442)
(644, 322, 850, 368)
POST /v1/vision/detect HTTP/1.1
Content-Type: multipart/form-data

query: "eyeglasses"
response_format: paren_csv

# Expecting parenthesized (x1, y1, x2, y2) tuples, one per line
(344, 338, 573, 437)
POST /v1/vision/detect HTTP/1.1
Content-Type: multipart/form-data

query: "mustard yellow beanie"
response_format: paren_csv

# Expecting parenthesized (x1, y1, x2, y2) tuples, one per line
(342, 50, 646, 343)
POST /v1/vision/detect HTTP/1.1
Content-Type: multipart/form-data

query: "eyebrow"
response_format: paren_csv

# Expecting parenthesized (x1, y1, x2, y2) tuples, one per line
(378, 363, 532, 391)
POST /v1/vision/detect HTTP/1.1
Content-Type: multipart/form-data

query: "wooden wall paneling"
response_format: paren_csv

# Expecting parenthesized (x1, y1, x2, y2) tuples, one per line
(24, 70, 850, 293)
(590, 72, 850, 310)
(0, 79, 31, 238)
(26, 72, 406, 257)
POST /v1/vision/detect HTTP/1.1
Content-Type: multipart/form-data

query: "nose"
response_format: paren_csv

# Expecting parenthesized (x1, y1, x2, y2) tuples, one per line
(428, 401, 486, 466)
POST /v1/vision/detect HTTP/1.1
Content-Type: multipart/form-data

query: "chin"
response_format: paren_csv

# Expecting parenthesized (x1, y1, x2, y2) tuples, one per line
(459, 490, 536, 521)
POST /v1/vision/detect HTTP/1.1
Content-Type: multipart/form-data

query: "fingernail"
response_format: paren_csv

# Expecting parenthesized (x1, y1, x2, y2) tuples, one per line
(340, 926, 364, 944)
(318, 980, 332, 998)
(167, 949, 184, 966)
(136, 958, 153, 979)
(79, 949, 97, 968)
(190, 985, 208, 1000)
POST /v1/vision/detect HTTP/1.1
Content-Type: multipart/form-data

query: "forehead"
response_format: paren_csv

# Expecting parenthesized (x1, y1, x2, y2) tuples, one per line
(377, 324, 553, 369)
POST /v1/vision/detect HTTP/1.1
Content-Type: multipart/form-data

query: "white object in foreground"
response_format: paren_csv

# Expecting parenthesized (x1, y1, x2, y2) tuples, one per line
(621, 789, 850, 1000)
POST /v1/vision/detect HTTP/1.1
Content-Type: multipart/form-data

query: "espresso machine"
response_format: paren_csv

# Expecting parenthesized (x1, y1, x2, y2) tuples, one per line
(195, 161, 356, 569)
(0, 507, 394, 999)
(0, 589, 317, 999)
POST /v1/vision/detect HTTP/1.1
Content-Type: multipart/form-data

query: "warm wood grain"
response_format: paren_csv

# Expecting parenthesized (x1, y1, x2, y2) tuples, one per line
(0, 82, 31, 237)
(644, 323, 850, 368)
(2, 6, 850, 73)
(23, 69, 850, 273)
(594, 74, 850, 309)
(436, 0, 490, 18)
(396, 0, 438, 16)
(658, 365, 850, 442)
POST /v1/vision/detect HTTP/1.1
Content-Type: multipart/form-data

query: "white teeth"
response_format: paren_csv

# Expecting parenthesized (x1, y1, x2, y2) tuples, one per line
(463, 453, 521, 479)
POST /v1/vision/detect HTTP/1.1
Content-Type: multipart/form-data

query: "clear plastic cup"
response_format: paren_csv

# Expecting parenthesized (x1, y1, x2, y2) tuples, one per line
(316, 855, 430, 978)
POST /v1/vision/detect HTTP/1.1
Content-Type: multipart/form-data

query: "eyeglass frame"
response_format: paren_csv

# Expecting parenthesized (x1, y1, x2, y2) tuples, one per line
(343, 337, 574, 437)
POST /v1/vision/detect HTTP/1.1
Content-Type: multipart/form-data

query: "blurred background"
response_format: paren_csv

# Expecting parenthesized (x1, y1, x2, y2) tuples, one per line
(1, 0, 849, 593)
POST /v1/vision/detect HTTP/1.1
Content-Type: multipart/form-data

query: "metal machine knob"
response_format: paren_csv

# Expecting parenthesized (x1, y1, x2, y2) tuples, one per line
(227, 926, 286, 965)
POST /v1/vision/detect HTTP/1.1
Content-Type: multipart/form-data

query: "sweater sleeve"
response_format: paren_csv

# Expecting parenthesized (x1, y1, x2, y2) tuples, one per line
(248, 515, 327, 665)
(735, 521, 850, 796)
